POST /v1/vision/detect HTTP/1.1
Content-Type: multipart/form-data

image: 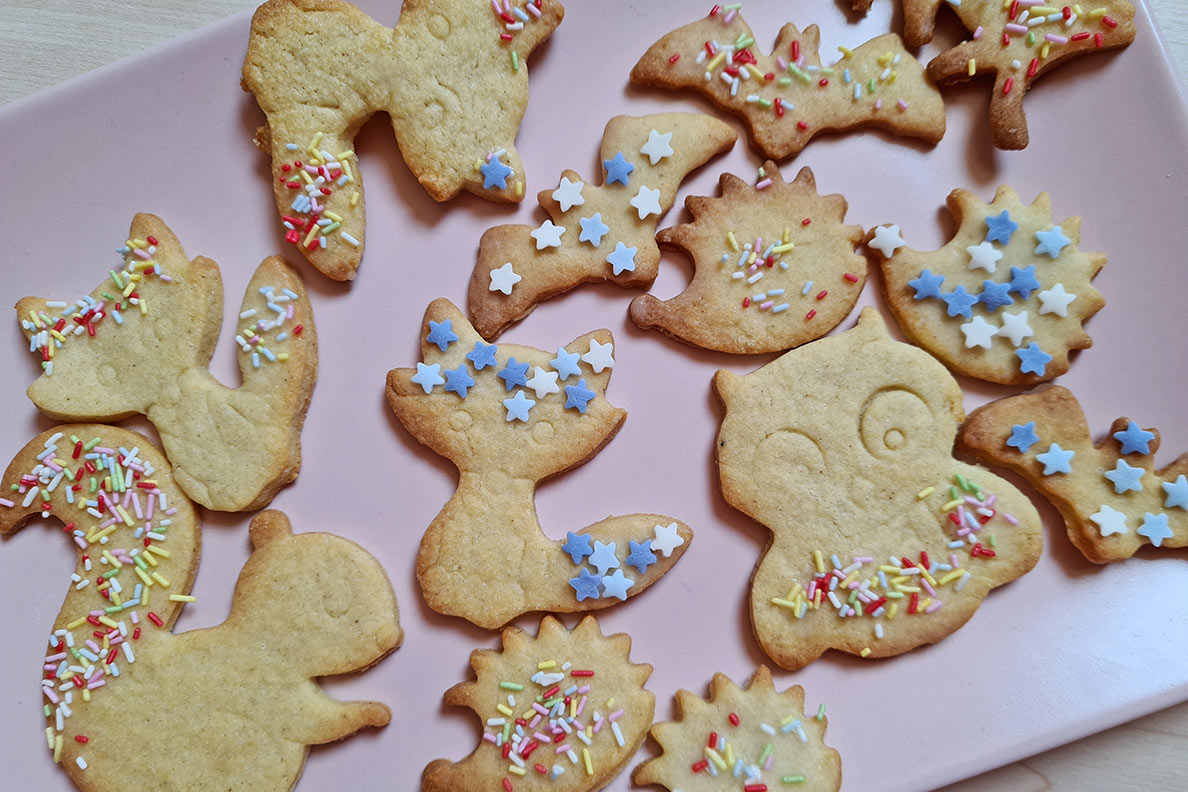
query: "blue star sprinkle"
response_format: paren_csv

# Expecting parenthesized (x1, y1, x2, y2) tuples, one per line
(941, 285, 978, 318)
(1162, 475, 1188, 510)
(578, 213, 610, 246)
(564, 379, 596, 413)
(1113, 421, 1155, 455)
(606, 241, 638, 275)
(599, 569, 634, 601)
(588, 540, 620, 576)
(625, 539, 658, 575)
(426, 319, 458, 351)
(977, 280, 1014, 312)
(1034, 225, 1071, 258)
(562, 531, 593, 564)
(1137, 512, 1173, 547)
(497, 357, 530, 390)
(1036, 442, 1075, 475)
(480, 153, 513, 190)
(1008, 265, 1041, 299)
(1007, 422, 1040, 453)
(568, 568, 602, 601)
(443, 365, 474, 398)
(1104, 459, 1145, 494)
(503, 390, 535, 422)
(1016, 342, 1052, 376)
(603, 151, 635, 186)
(466, 341, 498, 370)
(908, 269, 945, 300)
(550, 347, 582, 381)
(984, 210, 1019, 244)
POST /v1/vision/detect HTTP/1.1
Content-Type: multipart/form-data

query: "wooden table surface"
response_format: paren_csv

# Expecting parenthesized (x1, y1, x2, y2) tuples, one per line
(2, 2, 1186, 790)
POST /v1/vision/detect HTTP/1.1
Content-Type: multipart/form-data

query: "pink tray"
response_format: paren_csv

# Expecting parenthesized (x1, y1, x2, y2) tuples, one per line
(1, 1, 1186, 790)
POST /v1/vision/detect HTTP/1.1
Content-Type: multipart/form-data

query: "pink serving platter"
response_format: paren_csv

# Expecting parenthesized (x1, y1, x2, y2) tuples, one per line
(1, 1, 1187, 790)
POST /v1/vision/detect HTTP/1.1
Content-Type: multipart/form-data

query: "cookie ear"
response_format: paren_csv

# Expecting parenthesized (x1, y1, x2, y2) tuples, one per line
(250, 509, 292, 548)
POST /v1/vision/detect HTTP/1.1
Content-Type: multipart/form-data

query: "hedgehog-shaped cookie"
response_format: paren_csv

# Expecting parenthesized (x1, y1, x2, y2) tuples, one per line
(869, 185, 1105, 385)
(0, 426, 400, 791)
(467, 113, 736, 340)
(714, 308, 1043, 669)
(15, 214, 318, 512)
(243, 0, 565, 280)
(959, 385, 1187, 563)
(902, 0, 1136, 148)
(633, 666, 841, 792)
(423, 615, 653, 792)
(630, 162, 866, 354)
(386, 299, 693, 629)
(631, 8, 945, 159)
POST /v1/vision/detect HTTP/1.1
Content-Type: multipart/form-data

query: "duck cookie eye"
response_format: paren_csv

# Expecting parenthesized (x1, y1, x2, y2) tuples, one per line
(858, 388, 934, 457)
(753, 429, 825, 480)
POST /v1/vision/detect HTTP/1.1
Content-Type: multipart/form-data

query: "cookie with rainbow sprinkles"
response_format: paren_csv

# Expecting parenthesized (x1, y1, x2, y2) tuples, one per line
(910, 0, 1137, 148)
(633, 666, 841, 792)
(422, 615, 653, 792)
(960, 385, 1188, 563)
(630, 5, 945, 160)
(243, 0, 565, 280)
(714, 308, 1043, 670)
(0, 426, 401, 792)
(868, 184, 1105, 385)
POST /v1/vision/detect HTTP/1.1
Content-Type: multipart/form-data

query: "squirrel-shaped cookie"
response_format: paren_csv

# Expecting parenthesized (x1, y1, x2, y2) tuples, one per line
(15, 213, 317, 512)
(0, 425, 400, 791)
(467, 113, 736, 340)
(243, 0, 565, 280)
(631, 9, 945, 160)
(423, 615, 653, 792)
(386, 299, 693, 629)
(714, 308, 1043, 669)
(959, 385, 1187, 562)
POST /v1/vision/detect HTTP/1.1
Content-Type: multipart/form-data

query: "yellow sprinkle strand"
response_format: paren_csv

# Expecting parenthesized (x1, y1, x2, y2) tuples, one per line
(507, 765, 526, 776)
(860, 647, 872, 657)
(917, 486, 935, 500)
(537, 660, 556, 670)
(583, 747, 593, 776)
(968, 58, 976, 76)
(151, 572, 170, 587)
(168, 594, 196, 603)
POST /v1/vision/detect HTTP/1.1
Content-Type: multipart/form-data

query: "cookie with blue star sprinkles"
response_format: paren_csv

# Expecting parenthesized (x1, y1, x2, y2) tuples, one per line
(422, 615, 654, 792)
(630, 162, 866, 354)
(467, 113, 736, 340)
(386, 299, 693, 629)
(15, 213, 318, 512)
(959, 385, 1188, 563)
(868, 185, 1105, 385)
(633, 666, 841, 792)
(630, 6, 945, 160)
(243, 0, 565, 281)
(905, 0, 1136, 148)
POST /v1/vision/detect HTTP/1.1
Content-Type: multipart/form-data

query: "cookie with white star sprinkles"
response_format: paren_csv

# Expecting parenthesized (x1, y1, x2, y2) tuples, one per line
(869, 185, 1105, 385)
(630, 6, 945, 160)
(959, 385, 1188, 563)
(386, 299, 693, 629)
(0, 427, 402, 791)
(243, 0, 565, 281)
(714, 308, 1043, 670)
(422, 615, 653, 792)
(630, 162, 866, 354)
(904, 0, 1136, 148)
(467, 113, 736, 340)
(633, 666, 841, 792)
(15, 213, 318, 512)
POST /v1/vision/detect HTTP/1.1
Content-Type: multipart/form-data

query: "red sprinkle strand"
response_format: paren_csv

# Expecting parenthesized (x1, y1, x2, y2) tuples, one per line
(1103, 15, 1117, 27)
(729, 712, 740, 726)
(147, 612, 163, 627)
(709, 4, 720, 15)
(805, 309, 817, 320)
(708, 732, 718, 748)
(791, 40, 799, 60)
(796, 121, 808, 131)
(909, 592, 920, 614)
(815, 290, 828, 300)
(1003, 77, 1014, 95)
(570, 670, 594, 677)
(692, 759, 709, 773)
(502, 779, 513, 792)
(74, 735, 89, 744)
(1028, 57, 1039, 78)
(669, 53, 680, 64)
(843, 272, 859, 283)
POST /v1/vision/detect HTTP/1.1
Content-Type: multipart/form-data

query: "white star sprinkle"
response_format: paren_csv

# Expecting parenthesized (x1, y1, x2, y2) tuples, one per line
(581, 338, 615, 372)
(639, 128, 674, 165)
(524, 366, 560, 398)
(1037, 283, 1076, 317)
(488, 262, 521, 295)
(997, 309, 1033, 347)
(410, 362, 444, 394)
(650, 522, 684, 557)
(551, 177, 585, 212)
(1089, 504, 1129, 537)
(629, 185, 662, 219)
(966, 241, 1004, 273)
(530, 220, 565, 250)
(868, 224, 904, 258)
(960, 314, 998, 349)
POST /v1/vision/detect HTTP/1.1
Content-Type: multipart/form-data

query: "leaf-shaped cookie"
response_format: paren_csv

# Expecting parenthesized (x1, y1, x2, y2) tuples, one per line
(634, 666, 841, 791)
(422, 615, 653, 792)
(959, 385, 1188, 563)
(905, 0, 1136, 148)
(715, 308, 1043, 669)
(467, 113, 737, 340)
(631, 9, 945, 159)
(869, 185, 1105, 385)
(243, 0, 565, 280)
(630, 162, 866, 354)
